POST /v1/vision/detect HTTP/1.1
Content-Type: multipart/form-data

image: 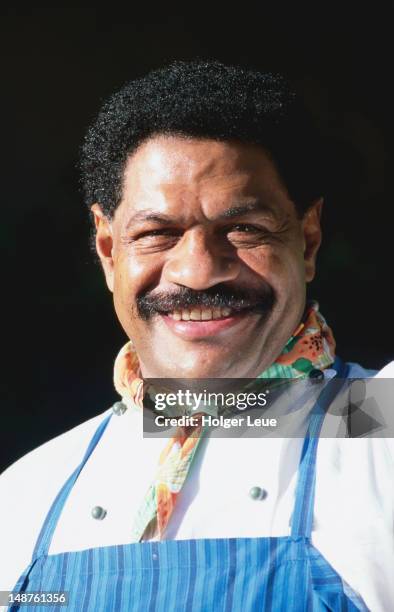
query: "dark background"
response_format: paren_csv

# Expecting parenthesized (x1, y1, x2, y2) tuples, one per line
(1, 5, 392, 472)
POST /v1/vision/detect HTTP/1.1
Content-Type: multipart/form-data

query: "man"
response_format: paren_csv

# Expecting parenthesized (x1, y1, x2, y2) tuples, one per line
(0, 61, 393, 611)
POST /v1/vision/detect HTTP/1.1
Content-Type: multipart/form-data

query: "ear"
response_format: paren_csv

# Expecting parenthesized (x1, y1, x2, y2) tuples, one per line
(302, 198, 323, 282)
(91, 203, 115, 292)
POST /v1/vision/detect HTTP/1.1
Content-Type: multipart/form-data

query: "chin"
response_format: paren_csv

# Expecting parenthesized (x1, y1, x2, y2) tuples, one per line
(172, 359, 241, 380)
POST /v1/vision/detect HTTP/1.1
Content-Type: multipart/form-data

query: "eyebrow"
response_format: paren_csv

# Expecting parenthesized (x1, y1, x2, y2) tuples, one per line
(125, 212, 175, 228)
(218, 202, 277, 220)
(125, 201, 277, 228)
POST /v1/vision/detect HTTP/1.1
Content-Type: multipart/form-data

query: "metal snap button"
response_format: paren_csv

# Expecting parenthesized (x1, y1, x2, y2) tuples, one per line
(249, 486, 267, 501)
(112, 401, 127, 416)
(308, 368, 324, 383)
(91, 506, 107, 520)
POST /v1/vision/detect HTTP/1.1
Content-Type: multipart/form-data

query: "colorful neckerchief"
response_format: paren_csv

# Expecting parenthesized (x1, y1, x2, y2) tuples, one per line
(113, 300, 335, 541)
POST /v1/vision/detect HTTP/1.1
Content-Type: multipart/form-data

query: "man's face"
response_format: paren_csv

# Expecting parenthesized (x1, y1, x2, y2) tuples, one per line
(93, 135, 322, 378)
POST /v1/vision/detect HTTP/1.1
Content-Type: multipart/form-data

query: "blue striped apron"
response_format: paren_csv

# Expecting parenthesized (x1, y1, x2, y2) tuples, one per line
(9, 358, 369, 611)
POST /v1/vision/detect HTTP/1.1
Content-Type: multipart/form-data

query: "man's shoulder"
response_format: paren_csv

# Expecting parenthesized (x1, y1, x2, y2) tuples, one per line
(0, 406, 112, 492)
(336, 359, 394, 463)
(0, 406, 114, 590)
(344, 361, 379, 377)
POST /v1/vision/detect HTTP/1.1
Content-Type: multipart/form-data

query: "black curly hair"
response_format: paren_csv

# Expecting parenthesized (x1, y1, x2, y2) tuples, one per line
(81, 60, 325, 223)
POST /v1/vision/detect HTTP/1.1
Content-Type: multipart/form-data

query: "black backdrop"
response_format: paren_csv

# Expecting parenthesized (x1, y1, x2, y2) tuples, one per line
(1, 5, 392, 472)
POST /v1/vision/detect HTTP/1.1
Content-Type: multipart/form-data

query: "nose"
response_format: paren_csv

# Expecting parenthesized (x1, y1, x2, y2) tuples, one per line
(163, 227, 241, 290)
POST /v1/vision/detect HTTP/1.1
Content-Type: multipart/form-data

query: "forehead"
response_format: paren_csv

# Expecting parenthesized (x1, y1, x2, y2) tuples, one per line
(118, 135, 293, 219)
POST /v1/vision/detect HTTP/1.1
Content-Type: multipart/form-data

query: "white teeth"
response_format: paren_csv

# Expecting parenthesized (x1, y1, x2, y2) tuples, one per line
(213, 308, 221, 319)
(201, 309, 212, 320)
(182, 309, 190, 321)
(190, 309, 202, 321)
(168, 307, 233, 321)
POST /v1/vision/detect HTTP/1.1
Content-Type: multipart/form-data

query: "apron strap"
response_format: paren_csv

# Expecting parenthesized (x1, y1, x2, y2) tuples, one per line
(32, 412, 113, 558)
(290, 357, 349, 539)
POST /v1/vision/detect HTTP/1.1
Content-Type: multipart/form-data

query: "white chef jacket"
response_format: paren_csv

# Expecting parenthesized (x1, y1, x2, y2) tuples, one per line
(0, 362, 393, 612)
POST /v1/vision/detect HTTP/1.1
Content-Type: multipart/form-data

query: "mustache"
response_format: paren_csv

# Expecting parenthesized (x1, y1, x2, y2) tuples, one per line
(136, 284, 276, 320)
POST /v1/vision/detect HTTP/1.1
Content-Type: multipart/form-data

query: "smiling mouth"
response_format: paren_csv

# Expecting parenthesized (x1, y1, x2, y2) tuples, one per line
(159, 305, 261, 339)
(166, 306, 239, 321)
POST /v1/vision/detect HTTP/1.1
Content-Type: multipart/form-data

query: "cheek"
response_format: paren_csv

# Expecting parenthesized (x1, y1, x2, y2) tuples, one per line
(112, 253, 163, 314)
(241, 244, 305, 292)
(111, 256, 139, 324)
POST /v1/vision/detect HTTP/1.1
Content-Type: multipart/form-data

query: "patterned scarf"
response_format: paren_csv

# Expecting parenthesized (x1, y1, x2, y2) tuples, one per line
(113, 300, 335, 541)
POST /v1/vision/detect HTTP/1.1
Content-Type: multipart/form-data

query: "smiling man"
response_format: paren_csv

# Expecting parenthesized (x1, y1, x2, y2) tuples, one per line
(93, 135, 318, 380)
(1, 61, 393, 612)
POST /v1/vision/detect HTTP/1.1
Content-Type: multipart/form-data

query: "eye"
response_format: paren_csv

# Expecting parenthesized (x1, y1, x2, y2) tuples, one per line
(125, 227, 183, 251)
(227, 224, 262, 233)
(225, 223, 269, 237)
(136, 228, 182, 240)
(224, 223, 273, 247)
